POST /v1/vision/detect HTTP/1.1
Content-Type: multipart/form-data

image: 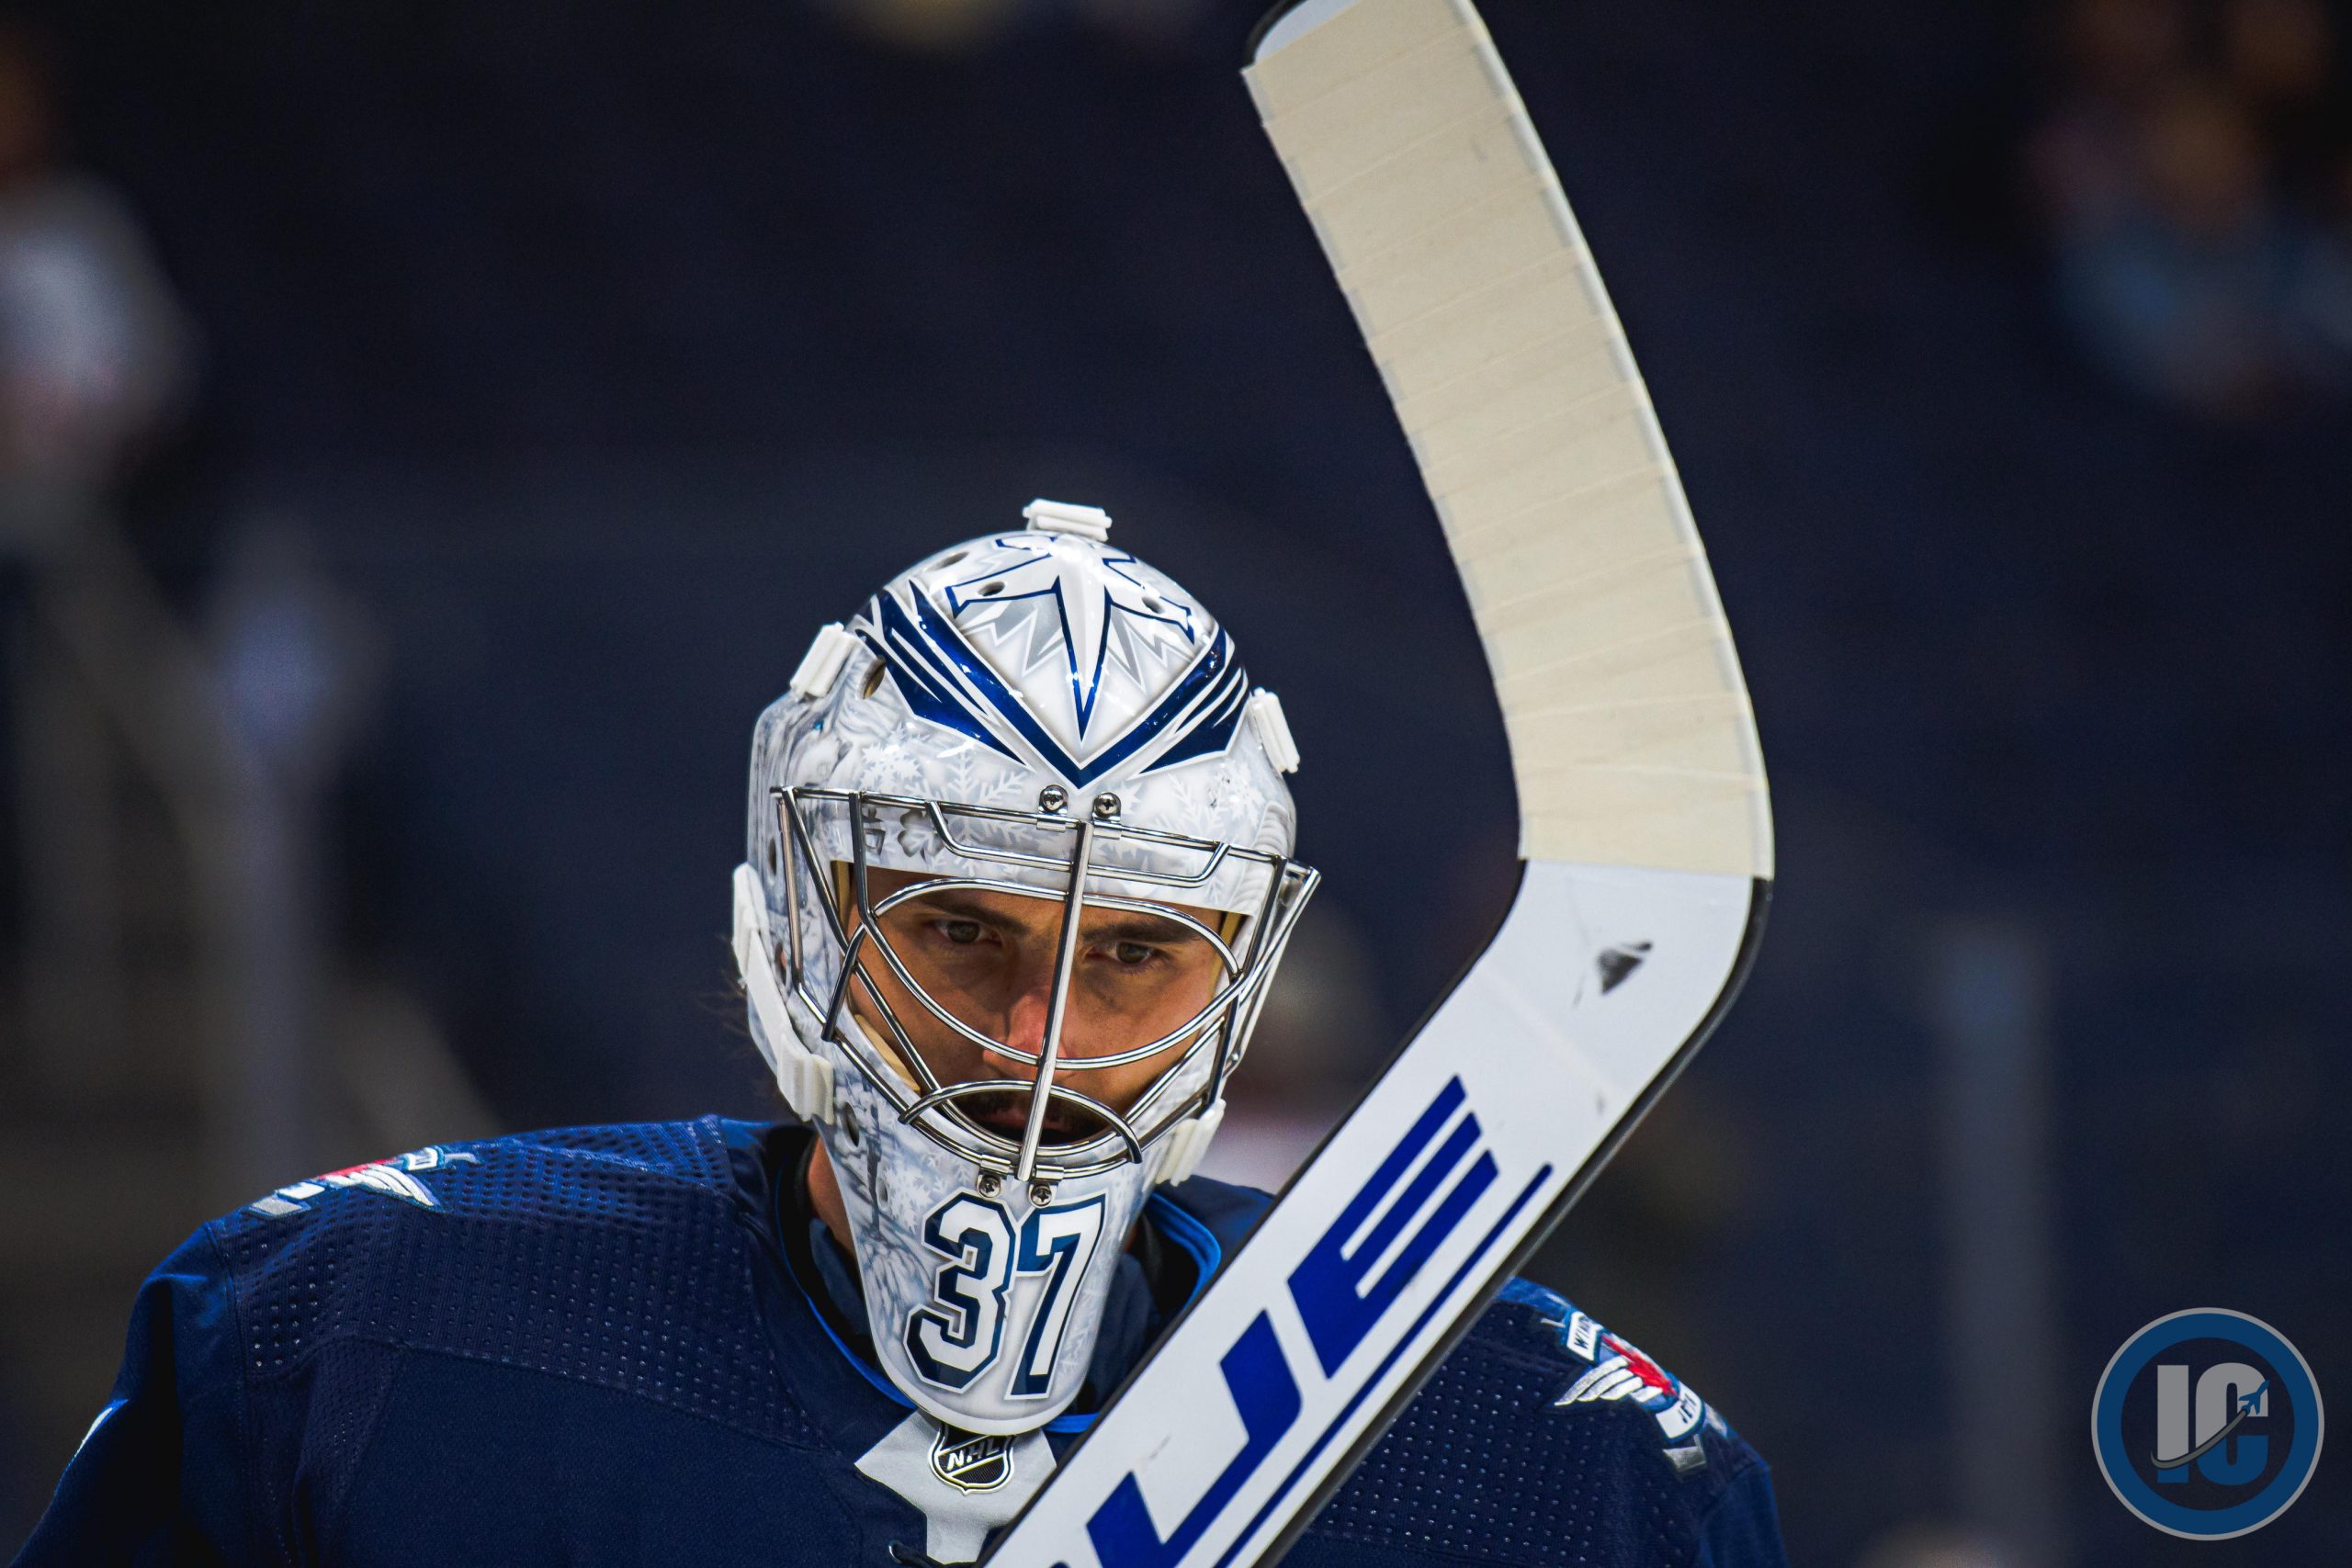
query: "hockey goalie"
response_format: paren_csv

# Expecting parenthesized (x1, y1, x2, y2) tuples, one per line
(17, 502, 1784, 1567)
(16, 2, 1785, 1564)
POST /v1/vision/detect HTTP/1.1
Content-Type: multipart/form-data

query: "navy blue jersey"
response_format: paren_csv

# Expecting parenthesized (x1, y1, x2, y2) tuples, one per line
(13, 1119, 1786, 1567)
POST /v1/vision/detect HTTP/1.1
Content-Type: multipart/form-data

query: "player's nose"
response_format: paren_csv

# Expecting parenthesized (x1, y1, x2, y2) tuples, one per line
(979, 969, 1077, 1081)
(984, 992, 1046, 1068)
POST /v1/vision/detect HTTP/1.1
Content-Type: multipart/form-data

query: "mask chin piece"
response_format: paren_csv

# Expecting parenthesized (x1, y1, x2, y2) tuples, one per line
(1154, 1099, 1226, 1186)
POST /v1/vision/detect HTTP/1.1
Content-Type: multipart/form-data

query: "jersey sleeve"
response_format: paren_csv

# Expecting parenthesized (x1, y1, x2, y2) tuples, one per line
(1692, 1460, 1789, 1568)
(13, 1224, 255, 1566)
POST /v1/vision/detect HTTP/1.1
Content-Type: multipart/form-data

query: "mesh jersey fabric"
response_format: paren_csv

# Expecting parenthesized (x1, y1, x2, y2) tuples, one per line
(13, 1118, 1786, 1567)
(1291, 1280, 1776, 1566)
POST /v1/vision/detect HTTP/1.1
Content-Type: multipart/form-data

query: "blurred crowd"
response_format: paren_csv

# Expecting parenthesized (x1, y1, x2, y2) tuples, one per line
(2032, 0, 2352, 419)
(0, 21, 186, 486)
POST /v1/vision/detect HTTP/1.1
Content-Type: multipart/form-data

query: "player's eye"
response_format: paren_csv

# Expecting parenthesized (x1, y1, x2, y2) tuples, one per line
(932, 919, 989, 946)
(1105, 940, 1164, 969)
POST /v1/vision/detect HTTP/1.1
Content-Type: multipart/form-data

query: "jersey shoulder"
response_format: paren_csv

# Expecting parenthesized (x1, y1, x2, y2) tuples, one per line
(1154, 1168, 1272, 1254)
(1305, 1278, 1782, 1567)
(204, 1116, 813, 1445)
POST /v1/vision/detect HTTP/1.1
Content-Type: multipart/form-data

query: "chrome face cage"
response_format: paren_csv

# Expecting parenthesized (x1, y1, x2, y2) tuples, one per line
(770, 784, 1318, 1188)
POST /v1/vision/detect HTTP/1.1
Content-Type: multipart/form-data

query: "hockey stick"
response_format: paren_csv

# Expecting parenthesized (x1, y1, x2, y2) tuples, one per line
(979, 2, 1772, 1562)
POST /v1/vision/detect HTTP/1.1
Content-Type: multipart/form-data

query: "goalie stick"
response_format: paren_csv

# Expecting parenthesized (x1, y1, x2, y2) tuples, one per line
(978, 1, 1774, 1562)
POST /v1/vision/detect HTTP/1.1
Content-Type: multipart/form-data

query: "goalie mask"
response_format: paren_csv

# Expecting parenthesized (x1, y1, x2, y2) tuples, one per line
(733, 499, 1317, 1434)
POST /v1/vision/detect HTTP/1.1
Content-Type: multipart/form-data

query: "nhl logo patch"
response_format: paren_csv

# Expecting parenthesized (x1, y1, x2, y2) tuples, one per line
(857, 1412, 1055, 1561)
(930, 1426, 1013, 1494)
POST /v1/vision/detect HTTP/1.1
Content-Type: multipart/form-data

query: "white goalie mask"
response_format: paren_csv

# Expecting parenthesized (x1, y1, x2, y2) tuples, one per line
(733, 499, 1317, 1434)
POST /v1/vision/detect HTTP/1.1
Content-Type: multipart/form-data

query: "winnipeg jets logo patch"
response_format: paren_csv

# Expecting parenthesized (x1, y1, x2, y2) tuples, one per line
(246, 1145, 478, 1218)
(1543, 1306, 1725, 1475)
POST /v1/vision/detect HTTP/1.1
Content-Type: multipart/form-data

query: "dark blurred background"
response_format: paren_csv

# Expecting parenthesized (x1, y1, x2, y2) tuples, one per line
(0, 0, 2346, 1562)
